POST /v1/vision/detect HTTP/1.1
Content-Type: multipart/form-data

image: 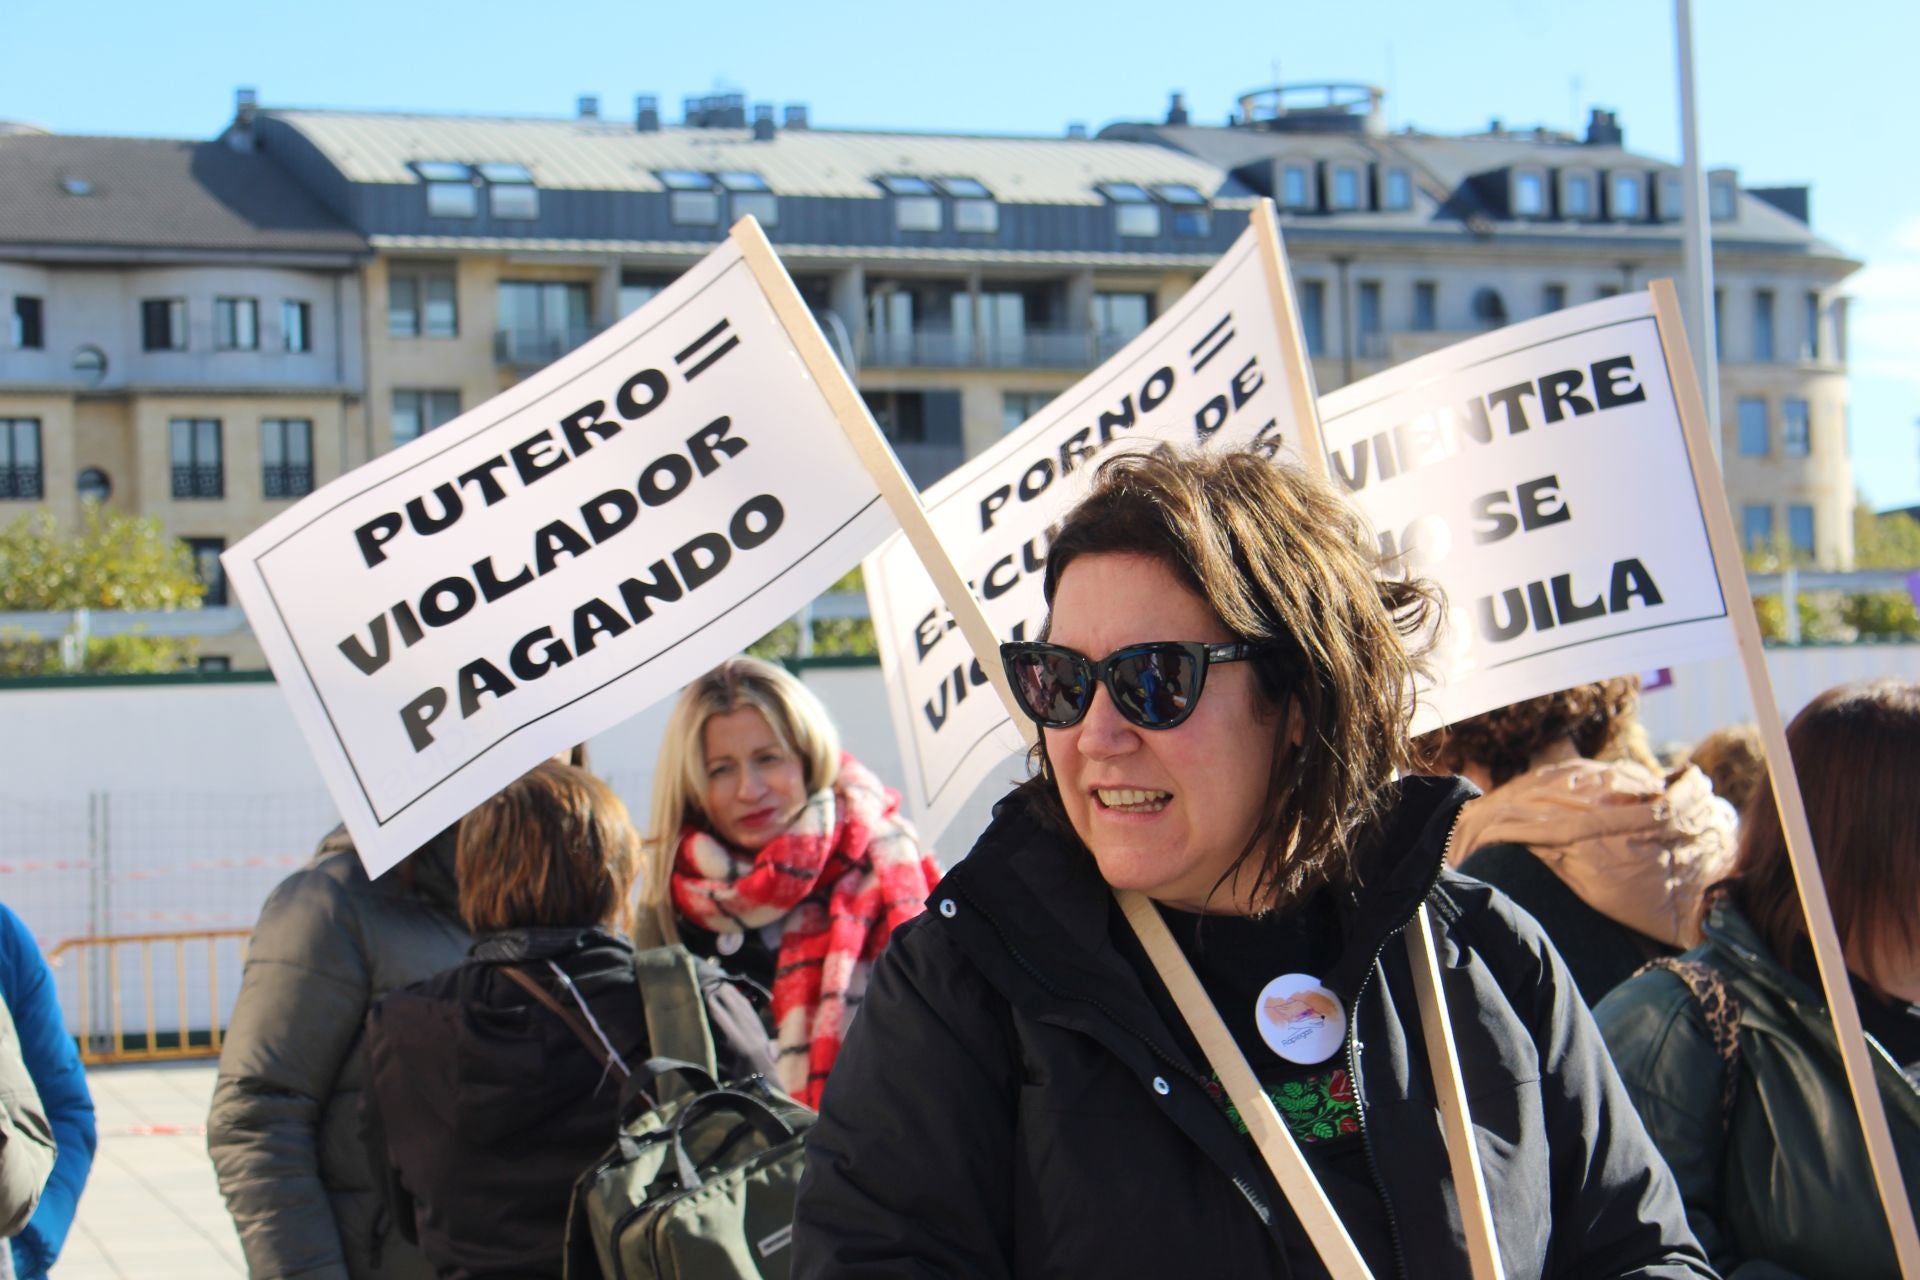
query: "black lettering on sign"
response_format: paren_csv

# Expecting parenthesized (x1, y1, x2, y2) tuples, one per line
(674, 318, 741, 381)
(1188, 313, 1235, 374)
(1473, 558, 1665, 644)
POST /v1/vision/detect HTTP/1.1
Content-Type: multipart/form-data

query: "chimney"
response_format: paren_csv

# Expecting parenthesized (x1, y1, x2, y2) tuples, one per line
(683, 95, 705, 127)
(577, 94, 600, 121)
(783, 103, 809, 131)
(752, 102, 776, 141)
(1166, 92, 1189, 126)
(719, 94, 747, 129)
(1066, 122, 1088, 140)
(1585, 107, 1624, 147)
(635, 94, 660, 132)
(227, 86, 259, 153)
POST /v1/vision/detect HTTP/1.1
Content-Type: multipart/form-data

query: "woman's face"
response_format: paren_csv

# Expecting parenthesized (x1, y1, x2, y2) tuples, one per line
(700, 707, 809, 852)
(1045, 552, 1281, 912)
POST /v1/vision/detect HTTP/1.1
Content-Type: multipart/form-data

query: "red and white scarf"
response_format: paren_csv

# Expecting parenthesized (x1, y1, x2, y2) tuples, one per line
(671, 754, 939, 1107)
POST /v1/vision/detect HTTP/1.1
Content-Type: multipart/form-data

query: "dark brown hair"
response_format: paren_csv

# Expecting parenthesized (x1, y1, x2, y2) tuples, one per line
(1716, 679, 1920, 986)
(1025, 447, 1440, 910)
(1414, 677, 1642, 788)
(457, 761, 640, 935)
(1685, 723, 1768, 813)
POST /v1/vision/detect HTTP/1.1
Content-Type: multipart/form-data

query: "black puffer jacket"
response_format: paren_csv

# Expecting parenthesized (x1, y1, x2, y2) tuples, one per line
(794, 778, 1712, 1279)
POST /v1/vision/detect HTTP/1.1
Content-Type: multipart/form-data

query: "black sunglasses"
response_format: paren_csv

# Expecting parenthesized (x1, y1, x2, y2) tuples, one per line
(1000, 640, 1265, 731)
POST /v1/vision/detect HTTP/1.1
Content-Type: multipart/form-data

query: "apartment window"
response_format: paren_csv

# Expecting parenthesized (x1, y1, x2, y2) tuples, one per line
(10, 296, 42, 350)
(142, 298, 187, 351)
(1382, 168, 1412, 211)
(936, 177, 996, 234)
(416, 161, 477, 218)
(718, 171, 779, 227)
(1356, 281, 1383, 357)
(1597, 284, 1621, 300)
(478, 163, 538, 219)
(1562, 173, 1595, 219)
(1002, 391, 1055, 434)
(0, 420, 42, 500)
(170, 418, 224, 498)
(1788, 505, 1816, 559)
(1709, 172, 1738, 221)
(1782, 399, 1811, 457)
(281, 300, 312, 353)
(76, 467, 110, 504)
(1737, 398, 1769, 457)
(1156, 184, 1211, 236)
(1281, 165, 1313, 210)
(262, 418, 314, 498)
(1298, 280, 1326, 357)
(1101, 183, 1160, 238)
(392, 390, 461, 447)
(498, 281, 592, 363)
(1093, 292, 1152, 342)
(1610, 173, 1644, 220)
(1512, 171, 1545, 217)
(1542, 283, 1567, 314)
(1742, 504, 1774, 551)
(1329, 166, 1362, 211)
(619, 271, 669, 317)
(1412, 281, 1437, 332)
(186, 538, 227, 607)
(214, 297, 259, 351)
(1802, 291, 1821, 360)
(1753, 289, 1776, 362)
(389, 264, 458, 338)
(878, 176, 942, 233)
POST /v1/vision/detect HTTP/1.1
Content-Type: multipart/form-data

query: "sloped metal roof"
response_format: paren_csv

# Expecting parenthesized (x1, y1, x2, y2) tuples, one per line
(0, 134, 366, 257)
(266, 109, 1250, 206)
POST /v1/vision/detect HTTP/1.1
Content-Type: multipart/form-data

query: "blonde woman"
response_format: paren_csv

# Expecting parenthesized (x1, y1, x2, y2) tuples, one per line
(644, 657, 940, 1107)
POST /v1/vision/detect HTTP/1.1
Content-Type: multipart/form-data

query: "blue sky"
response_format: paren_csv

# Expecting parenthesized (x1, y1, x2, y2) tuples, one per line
(6, 0, 1916, 508)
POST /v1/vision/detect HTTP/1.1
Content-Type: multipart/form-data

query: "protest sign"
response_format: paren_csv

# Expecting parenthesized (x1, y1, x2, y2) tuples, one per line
(224, 237, 894, 876)
(863, 209, 1317, 842)
(1318, 291, 1735, 734)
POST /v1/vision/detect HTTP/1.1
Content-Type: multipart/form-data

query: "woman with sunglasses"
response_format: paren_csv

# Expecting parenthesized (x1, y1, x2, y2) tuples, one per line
(793, 448, 1708, 1278)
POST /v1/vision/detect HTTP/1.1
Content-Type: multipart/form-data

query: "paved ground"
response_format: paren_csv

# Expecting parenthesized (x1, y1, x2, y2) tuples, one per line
(58, 1060, 243, 1278)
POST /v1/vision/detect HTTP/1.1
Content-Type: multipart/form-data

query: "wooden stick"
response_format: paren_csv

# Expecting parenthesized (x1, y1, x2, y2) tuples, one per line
(1250, 198, 1330, 476)
(1650, 278, 1920, 1275)
(1118, 889, 1374, 1280)
(1257, 196, 1505, 1280)
(1405, 907, 1507, 1280)
(729, 215, 1029, 738)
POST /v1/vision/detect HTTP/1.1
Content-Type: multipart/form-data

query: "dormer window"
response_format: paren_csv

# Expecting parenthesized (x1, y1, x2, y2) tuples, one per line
(1657, 172, 1684, 222)
(936, 177, 997, 234)
(478, 163, 538, 220)
(1609, 172, 1644, 221)
(1329, 165, 1363, 211)
(1382, 168, 1413, 211)
(717, 171, 778, 227)
(1709, 171, 1739, 221)
(661, 170, 721, 226)
(416, 162, 477, 218)
(1099, 183, 1160, 237)
(1281, 164, 1314, 210)
(878, 176, 942, 232)
(1560, 171, 1596, 219)
(1154, 184, 1210, 236)
(1511, 169, 1547, 218)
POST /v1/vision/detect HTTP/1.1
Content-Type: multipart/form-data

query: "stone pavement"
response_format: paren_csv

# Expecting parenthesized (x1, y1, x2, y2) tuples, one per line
(58, 1060, 243, 1278)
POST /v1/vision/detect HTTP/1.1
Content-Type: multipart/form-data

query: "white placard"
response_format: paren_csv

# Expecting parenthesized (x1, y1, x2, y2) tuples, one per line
(1320, 292, 1734, 732)
(864, 225, 1308, 842)
(225, 240, 893, 876)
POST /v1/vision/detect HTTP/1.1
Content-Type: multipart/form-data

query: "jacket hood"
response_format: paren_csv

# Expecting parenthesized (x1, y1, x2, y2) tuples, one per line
(1450, 760, 1736, 948)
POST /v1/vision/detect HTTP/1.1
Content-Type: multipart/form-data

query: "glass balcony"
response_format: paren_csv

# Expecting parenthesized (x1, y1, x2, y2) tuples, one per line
(494, 325, 603, 368)
(862, 327, 1101, 370)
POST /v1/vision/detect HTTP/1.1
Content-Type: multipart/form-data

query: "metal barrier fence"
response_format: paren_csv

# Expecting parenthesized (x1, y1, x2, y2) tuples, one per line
(47, 930, 252, 1065)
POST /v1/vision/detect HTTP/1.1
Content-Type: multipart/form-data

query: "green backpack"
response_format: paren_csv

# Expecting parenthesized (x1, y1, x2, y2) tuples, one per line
(512, 945, 814, 1280)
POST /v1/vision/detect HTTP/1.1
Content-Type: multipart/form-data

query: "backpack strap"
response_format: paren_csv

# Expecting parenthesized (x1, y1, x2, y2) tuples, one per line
(632, 944, 719, 1101)
(499, 964, 631, 1079)
(1642, 956, 1744, 1125)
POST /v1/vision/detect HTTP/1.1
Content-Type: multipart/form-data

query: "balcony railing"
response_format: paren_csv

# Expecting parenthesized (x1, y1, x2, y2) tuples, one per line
(0, 466, 43, 500)
(262, 465, 314, 499)
(494, 325, 603, 368)
(863, 327, 1119, 371)
(171, 466, 223, 499)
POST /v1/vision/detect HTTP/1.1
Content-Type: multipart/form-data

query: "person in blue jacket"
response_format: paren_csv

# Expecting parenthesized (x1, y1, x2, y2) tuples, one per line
(0, 904, 95, 1277)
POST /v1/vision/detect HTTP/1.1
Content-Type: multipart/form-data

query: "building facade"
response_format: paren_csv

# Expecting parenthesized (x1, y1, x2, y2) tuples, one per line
(0, 85, 1862, 671)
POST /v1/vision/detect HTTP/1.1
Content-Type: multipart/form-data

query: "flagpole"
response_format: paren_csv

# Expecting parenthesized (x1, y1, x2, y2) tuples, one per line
(1675, 0, 1722, 461)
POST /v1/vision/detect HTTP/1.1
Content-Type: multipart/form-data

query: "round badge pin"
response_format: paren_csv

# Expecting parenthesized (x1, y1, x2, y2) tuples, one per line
(1254, 973, 1347, 1065)
(716, 931, 744, 957)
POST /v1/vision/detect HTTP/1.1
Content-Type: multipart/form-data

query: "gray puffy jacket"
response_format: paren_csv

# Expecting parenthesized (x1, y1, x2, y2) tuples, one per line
(208, 828, 470, 1280)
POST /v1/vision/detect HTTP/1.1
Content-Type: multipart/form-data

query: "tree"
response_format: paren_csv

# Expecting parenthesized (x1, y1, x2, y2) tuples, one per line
(1853, 503, 1920, 570)
(0, 508, 205, 674)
